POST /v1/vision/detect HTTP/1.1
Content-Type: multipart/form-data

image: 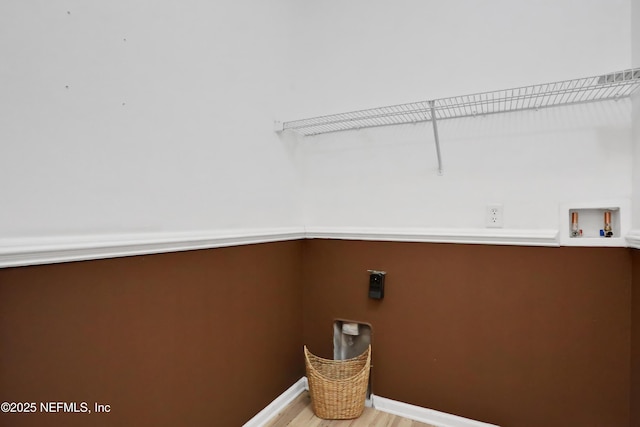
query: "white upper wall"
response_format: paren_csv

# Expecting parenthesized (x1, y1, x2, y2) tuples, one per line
(0, 0, 300, 239)
(632, 0, 640, 230)
(0, 1, 635, 246)
(635, 0, 640, 66)
(286, 0, 634, 232)
(285, 0, 631, 118)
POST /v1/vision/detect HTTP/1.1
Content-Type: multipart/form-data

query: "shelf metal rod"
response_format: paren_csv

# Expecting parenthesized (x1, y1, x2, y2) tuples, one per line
(429, 100, 443, 176)
(280, 68, 640, 138)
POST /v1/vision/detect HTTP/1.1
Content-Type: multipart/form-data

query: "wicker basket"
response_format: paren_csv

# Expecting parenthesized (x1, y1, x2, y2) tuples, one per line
(304, 345, 371, 420)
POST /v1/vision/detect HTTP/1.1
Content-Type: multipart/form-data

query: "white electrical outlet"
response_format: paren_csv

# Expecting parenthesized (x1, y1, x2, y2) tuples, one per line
(486, 204, 503, 228)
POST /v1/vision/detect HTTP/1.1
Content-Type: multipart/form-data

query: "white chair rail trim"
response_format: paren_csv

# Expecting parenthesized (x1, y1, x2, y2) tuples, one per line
(0, 228, 305, 268)
(625, 229, 640, 249)
(305, 226, 559, 247)
(11, 225, 638, 268)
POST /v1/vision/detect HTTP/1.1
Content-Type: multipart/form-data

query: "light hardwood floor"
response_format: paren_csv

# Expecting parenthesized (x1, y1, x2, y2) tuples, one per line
(265, 392, 435, 427)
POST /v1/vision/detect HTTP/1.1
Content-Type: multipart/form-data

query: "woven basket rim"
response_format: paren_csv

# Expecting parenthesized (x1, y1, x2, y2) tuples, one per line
(303, 345, 370, 363)
(304, 345, 371, 383)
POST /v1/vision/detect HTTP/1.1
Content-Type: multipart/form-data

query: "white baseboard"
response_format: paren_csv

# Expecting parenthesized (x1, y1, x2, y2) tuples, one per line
(372, 395, 500, 427)
(242, 377, 308, 427)
(243, 376, 498, 427)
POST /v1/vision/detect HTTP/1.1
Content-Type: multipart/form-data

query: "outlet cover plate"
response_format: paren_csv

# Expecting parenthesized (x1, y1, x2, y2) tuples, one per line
(486, 204, 503, 228)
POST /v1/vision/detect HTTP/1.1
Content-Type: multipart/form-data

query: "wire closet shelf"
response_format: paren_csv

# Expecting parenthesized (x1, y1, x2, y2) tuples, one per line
(281, 68, 640, 137)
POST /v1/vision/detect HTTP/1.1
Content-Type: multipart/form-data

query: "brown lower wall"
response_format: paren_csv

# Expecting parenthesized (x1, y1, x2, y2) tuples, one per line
(0, 241, 304, 427)
(633, 250, 640, 427)
(0, 239, 634, 427)
(302, 240, 631, 427)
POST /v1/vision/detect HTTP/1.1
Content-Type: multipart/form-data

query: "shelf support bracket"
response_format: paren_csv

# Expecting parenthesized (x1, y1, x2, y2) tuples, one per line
(429, 100, 443, 175)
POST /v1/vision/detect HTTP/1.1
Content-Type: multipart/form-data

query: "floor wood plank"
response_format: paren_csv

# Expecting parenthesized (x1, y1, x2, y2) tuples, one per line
(265, 392, 436, 427)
